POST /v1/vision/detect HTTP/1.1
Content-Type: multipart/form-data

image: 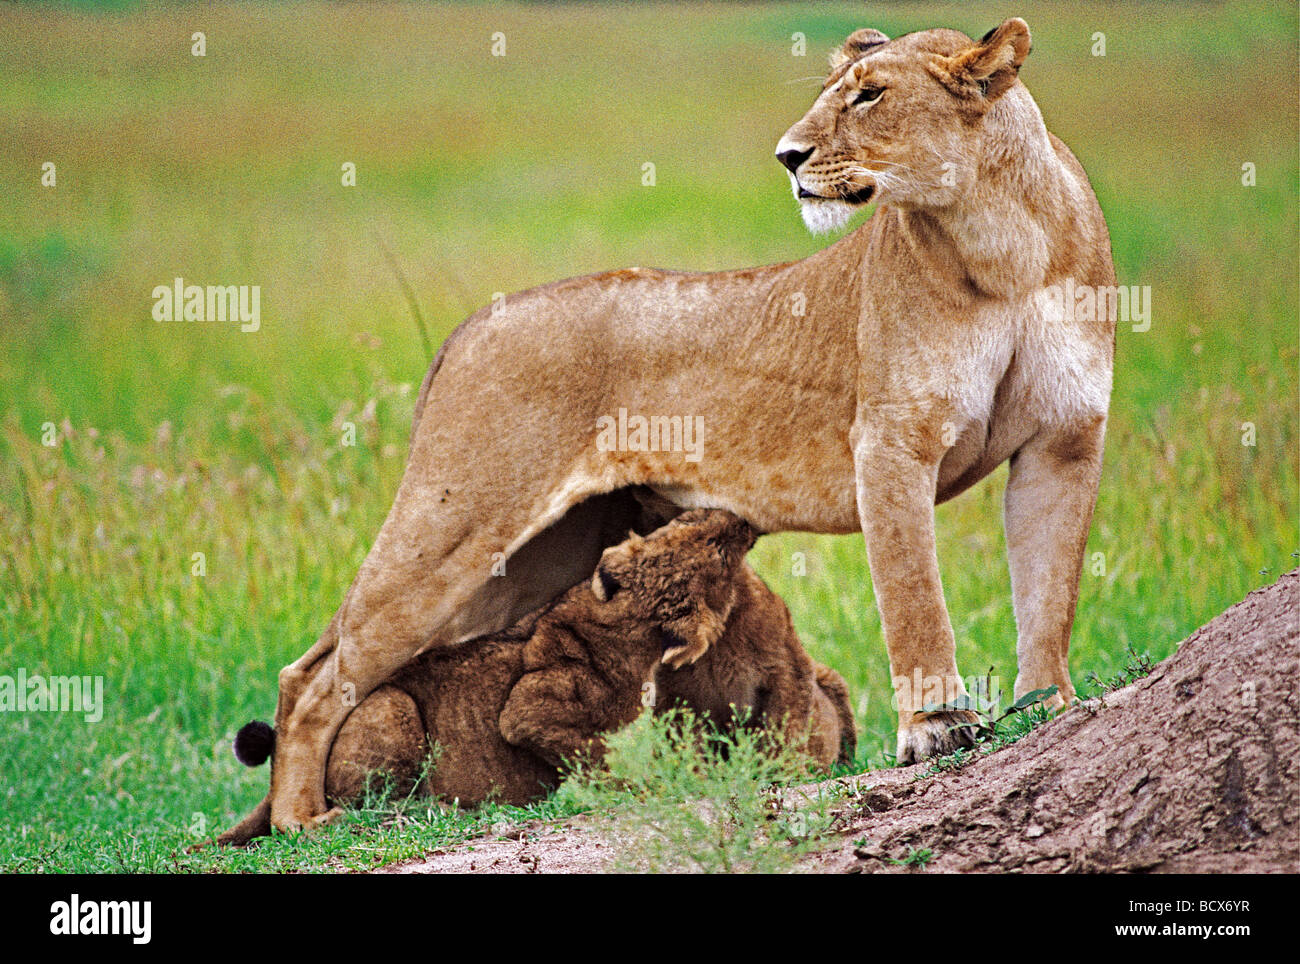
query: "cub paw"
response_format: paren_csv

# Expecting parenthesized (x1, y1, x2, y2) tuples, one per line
(660, 627, 708, 670)
(895, 709, 979, 765)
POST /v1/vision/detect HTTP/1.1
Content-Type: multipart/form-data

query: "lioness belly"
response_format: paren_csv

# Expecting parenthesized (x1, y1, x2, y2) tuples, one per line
(592, 399, 860, 534)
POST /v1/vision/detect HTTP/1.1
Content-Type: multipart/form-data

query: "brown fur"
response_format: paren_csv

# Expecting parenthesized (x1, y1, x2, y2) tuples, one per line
(646, 565, 856, 767)
(266, 19, 1114, 828)
(209, 510, 854, 846)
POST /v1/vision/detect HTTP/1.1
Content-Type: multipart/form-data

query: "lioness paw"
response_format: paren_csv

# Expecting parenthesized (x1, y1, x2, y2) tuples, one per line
(895, 709, 978, 765)
(311, 806, 344, 828)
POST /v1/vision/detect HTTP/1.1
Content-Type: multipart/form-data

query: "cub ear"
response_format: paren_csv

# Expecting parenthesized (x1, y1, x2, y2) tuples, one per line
(591, 530, 643, 601)
(931, 17, 1031, 101)
(660, 597, 730, 670)
(592, 565, 621, 602)
(717, 515, 758, 564)
(829, 28, 890, 69)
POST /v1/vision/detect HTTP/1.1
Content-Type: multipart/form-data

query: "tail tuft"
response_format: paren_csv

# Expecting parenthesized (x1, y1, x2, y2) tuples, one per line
(233, 720, 275, 767)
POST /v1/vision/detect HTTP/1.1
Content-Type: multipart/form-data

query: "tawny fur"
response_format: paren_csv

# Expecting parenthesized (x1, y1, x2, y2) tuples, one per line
(207, 511, 854, 846)
(266, 19, 1115, 829)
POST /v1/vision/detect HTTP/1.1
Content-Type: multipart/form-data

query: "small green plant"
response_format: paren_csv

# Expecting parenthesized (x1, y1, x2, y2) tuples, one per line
(556, 707, 835, 873)
(922, 679, 1060, 746)
(887, 846, 934, 869)
(925, 745, 974, 775)
(337, 742, 442, 830)
(1082, 645, 1156, 697)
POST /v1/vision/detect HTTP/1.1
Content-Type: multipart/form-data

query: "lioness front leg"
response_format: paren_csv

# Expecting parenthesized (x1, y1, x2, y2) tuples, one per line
(1003, 417, 1106, 709)
(853, 419, 977, 765)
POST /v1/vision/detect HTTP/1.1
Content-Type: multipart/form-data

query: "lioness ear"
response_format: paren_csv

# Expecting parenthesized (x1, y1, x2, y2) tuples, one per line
(931, 18, 1031, 101)
(829, 28, 890, 69)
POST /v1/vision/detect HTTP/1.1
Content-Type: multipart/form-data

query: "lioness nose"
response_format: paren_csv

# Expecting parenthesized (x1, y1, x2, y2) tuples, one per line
(776, 146, 813, 174)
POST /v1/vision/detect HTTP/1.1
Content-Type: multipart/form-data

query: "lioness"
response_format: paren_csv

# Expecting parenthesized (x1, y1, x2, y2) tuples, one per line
(267, 18, 1114, 830)
(210, 510, 853, 846)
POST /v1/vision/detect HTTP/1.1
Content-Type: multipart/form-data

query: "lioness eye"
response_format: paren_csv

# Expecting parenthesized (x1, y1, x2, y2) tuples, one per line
(854, 85, 884, 105)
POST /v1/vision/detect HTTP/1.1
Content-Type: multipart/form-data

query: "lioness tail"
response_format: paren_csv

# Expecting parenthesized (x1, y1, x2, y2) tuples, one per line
(233, 720, 275, 767)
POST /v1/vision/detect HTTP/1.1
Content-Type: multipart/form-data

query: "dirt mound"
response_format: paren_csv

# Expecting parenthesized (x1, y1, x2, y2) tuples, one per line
(809, 569, 1299, 873)
(379, 571, 1299, 874)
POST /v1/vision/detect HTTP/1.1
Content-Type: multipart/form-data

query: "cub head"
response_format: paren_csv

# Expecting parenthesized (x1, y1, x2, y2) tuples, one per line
(591, 508, 758, 669)
(775, 18, 1033, 232)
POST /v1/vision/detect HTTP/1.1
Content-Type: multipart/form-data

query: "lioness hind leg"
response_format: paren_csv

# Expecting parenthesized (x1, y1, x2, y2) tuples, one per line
(1004, 418, 1106, 709)
(275, 607, 343, 725)
(268, 530, 537, 830)
(267, 471, 645, 830)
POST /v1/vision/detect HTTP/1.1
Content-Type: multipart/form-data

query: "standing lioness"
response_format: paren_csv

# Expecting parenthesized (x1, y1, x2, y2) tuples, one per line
(267, 18, 1114, 830)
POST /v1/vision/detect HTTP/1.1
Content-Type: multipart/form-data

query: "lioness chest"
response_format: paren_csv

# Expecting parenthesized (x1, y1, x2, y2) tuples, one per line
(929, 289, 1113, 500)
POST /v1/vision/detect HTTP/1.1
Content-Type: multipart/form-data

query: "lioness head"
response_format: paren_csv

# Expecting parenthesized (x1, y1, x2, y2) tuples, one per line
(776, 18, 1033, 233)
(591, 508, 758, 668)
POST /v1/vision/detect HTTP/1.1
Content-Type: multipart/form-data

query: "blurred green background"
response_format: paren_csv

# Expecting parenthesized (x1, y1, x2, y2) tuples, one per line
(1, 1, 1296, 871)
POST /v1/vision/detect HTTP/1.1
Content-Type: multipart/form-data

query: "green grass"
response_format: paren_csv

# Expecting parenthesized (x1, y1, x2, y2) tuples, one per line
(555, 707, 839, 873)
(1, 1, 1296, 873)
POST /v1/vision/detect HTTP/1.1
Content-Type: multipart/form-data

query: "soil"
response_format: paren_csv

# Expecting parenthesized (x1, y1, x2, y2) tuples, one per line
(376, 570, 1299, 874)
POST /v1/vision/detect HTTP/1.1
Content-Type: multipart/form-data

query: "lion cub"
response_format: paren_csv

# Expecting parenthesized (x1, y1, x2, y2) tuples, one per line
(592, 515, 856, 768)
(215, 510, 853, 846)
